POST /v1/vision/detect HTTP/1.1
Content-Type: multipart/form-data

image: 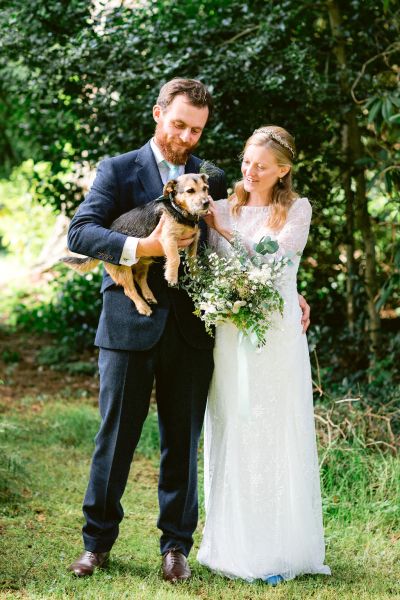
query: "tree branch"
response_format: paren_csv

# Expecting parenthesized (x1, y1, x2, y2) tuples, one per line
(217, 25, 260, 48)
(351, 42, 400, 104)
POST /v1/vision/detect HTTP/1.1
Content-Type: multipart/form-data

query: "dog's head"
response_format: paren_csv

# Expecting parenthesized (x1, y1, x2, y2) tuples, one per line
(163, 173, 210, 217)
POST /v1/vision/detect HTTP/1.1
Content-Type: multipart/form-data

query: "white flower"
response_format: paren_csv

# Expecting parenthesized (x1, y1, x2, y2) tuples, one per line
(232, 300, 247, 313)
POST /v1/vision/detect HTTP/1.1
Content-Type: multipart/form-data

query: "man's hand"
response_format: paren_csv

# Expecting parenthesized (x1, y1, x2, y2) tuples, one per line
(298, 293, 310, 333)
(136, 214, 196, 258)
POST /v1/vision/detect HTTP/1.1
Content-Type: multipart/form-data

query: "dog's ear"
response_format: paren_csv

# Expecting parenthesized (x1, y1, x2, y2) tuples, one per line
(200, 173, 209, 183)
(163, 179, 177, 197)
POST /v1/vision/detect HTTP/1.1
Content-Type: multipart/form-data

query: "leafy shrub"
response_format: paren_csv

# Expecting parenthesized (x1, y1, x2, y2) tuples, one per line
(1, 349, 21, 364)
(11, 266, 103, 352)
(64, 361, 97, 375)
(37, 345, 70, 366)
(309, 324, 400, 403)
(0, 161, 57, 261)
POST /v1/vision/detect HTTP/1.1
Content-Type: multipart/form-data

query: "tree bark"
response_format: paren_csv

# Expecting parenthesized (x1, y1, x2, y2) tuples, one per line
(341, 124, 356, 333)
(327, 0, 381, 362)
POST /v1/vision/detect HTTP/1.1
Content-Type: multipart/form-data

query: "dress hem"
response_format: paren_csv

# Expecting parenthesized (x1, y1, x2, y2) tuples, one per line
(197, 557, 331, 583)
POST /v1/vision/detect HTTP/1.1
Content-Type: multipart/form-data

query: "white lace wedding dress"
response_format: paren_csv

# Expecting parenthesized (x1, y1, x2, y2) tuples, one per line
(197, 197, 331, 582)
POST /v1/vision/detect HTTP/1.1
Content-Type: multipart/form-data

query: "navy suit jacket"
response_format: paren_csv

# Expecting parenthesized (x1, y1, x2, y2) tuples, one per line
(67, 141, 227, 351)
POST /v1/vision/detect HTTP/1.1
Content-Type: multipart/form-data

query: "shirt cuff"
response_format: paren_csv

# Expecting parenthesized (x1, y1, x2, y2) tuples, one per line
(119, 236, 140, 266)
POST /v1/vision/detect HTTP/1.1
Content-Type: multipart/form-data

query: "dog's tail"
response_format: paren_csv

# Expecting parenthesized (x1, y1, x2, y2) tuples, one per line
(60, 256, 100, 274)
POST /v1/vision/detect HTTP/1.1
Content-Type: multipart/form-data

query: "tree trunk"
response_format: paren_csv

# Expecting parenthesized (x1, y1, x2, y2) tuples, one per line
(327, 0, 381, 363)
(341, 124, 356, 333)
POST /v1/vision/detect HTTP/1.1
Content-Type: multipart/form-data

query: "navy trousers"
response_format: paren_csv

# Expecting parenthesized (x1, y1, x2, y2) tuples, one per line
(82, 311, 214, 556)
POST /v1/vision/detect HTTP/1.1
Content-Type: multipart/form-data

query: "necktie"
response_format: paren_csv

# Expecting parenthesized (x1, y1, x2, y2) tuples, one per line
(164, 160, 181, 181)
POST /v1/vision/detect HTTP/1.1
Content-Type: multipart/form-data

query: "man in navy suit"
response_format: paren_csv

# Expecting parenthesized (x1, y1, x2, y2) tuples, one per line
(67, 78, 310, 582)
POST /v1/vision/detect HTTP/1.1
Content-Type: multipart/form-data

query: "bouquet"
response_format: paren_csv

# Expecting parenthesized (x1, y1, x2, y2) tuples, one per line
(181, 234, 292, 347)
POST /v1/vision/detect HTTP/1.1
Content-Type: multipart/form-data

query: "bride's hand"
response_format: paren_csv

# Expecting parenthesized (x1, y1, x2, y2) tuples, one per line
(203, 197, 221, 232)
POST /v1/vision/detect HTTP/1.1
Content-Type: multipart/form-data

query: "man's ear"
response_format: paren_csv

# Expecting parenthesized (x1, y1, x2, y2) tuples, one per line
(163, 179, 177, 197)
(153, 104, 162, 123)
(200, 173, 209, 183)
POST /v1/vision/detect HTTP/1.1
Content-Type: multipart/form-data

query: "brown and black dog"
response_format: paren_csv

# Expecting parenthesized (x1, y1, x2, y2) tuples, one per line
(60, 173, 210, 316)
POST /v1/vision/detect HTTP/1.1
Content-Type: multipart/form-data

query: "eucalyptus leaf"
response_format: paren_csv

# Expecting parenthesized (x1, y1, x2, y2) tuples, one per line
(254, 236, 279, 255)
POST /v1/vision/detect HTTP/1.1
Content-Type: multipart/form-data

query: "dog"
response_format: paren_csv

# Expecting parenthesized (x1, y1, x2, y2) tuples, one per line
(60, 173, 210, 316)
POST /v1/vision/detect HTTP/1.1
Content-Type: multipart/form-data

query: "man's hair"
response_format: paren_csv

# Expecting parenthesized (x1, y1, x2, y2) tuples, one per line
(156, 78, 214, 119)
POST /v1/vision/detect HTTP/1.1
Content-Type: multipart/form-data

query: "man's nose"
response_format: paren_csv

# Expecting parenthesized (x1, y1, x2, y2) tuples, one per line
(180, 128, 191, 143)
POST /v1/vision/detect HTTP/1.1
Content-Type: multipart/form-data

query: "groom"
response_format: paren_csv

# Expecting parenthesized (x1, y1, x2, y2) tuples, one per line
(67, 78, 311, 582)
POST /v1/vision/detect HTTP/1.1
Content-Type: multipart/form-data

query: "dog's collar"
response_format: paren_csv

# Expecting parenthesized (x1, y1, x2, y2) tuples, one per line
(155, 193, 200, 224)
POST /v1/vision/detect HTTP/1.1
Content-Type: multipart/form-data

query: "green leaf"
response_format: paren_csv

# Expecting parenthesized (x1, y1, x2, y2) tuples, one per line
(367, 100, 382, 124)
(389, 113, 400, 124)
(381, 97, 393, 122)
(389, 94, 400, 109)
(254, 236, 279, 255)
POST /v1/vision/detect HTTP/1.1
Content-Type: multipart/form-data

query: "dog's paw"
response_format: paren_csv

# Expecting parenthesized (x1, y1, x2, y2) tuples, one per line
(165, 273, 178, 287)
(136, 302, 152, 316)
(144, 294, 158, 304)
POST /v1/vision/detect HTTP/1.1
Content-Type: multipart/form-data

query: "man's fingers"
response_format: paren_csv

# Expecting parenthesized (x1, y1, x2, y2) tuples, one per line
(302, 318, 310, 334)
(153, 213, 166, 233)
(303, 304, 310, 322)
(298, 293, 311, 334)
(177, 233, 196, 248)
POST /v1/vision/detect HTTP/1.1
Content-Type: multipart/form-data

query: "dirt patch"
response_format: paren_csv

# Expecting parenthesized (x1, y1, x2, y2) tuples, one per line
(0, 328, 99, 411)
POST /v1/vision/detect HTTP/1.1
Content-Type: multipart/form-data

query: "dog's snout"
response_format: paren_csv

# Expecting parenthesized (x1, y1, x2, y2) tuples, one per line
(202, 199, 210, 208)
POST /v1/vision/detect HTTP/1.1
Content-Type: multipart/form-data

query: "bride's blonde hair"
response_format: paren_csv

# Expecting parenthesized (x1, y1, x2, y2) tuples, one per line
(230, 125, 298, 230)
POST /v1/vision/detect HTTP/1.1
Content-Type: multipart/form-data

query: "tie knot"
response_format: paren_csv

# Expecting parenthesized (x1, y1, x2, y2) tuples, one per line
(163, 160, 181, 180)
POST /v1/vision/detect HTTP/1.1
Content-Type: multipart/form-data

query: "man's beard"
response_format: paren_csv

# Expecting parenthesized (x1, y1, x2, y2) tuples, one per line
(154, 124, 198, 165)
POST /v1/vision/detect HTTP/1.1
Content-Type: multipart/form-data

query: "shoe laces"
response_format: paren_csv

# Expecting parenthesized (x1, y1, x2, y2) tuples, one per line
(166, 548, 183, 565)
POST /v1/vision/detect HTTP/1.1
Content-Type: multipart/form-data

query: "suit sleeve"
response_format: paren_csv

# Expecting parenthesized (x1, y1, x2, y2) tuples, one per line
(211, 170, 228, 201)
(67, 159, 128, 265)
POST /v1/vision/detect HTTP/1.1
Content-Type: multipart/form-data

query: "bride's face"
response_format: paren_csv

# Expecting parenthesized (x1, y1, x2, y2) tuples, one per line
(241, 144, 290, 196)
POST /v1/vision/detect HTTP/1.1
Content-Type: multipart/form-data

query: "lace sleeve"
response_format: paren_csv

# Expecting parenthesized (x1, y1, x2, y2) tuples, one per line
(241, 197, 312, 260)
(271, 197, 312, 258)
(207, 199, 231, 254)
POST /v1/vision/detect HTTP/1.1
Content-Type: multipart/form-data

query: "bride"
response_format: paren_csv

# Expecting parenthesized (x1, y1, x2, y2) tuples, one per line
(197, 126, 331, 585)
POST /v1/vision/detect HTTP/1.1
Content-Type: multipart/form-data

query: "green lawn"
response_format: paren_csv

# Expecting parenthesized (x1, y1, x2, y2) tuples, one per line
(1, 392, 399, 600)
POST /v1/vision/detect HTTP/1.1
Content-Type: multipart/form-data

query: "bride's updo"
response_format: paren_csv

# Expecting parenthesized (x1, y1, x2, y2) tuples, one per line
(230, 125, 298, 230)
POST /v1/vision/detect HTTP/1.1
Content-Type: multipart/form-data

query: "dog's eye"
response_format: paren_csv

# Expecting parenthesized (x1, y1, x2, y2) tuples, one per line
(203, 186, 209, 192)
(185, 188, 195, 194)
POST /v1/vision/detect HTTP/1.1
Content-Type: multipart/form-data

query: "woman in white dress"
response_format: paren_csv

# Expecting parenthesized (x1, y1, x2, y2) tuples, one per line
(197, 126, 331, 585)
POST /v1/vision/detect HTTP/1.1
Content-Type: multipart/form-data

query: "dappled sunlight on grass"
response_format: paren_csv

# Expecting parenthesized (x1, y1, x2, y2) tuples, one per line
(0, 397, 399, 599)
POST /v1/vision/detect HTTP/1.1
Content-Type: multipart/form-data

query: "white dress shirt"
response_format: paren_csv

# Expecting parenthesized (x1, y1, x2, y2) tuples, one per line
(119, 138, 185, 266)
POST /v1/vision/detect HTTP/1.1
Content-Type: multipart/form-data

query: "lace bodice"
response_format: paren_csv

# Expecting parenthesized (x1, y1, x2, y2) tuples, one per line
(208, 197, 312, 277)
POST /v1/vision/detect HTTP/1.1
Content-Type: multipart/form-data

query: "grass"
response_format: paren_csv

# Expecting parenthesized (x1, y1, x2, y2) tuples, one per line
(0, 392, 399, 600)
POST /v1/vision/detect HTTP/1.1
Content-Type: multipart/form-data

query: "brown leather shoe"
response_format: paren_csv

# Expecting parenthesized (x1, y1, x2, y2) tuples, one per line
(68, 550, 110, 577)
(162, 548, 191, 583)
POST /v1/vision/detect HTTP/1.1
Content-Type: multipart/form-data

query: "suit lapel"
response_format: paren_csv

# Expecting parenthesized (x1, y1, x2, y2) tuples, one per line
(185, 155, 201, 174)
(135, 141, 164, 204)
(134, 144, 202, 205)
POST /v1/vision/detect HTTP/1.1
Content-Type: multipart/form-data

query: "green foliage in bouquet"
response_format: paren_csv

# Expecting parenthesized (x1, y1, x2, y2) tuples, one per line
(254, 235, 279, 256)
(181, 235, 288, 347)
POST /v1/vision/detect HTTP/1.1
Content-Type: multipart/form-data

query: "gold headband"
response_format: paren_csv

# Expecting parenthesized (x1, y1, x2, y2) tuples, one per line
(253, 127, 295, 158)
